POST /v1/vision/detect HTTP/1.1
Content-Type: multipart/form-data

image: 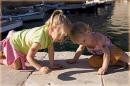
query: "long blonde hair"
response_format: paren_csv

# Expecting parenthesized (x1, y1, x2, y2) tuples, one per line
(45, 10, 72, 34)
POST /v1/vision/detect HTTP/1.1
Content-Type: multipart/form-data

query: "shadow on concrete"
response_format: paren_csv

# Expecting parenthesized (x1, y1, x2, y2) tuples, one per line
(58, 69, 94, 81)
(57, 65, 128, 81)
(35, 58, 93, 70)
(0, 56, 127, 78)
(106, 65, 129, 75)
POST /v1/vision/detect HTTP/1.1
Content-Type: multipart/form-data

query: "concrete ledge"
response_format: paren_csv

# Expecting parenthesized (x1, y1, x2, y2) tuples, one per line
(0, 65, 31, 86)
(0, 52, 130, 86)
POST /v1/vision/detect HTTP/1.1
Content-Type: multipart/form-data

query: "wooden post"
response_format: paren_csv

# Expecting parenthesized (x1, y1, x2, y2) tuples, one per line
(128, 0, 130, 73)
(128, 1, 130, 53)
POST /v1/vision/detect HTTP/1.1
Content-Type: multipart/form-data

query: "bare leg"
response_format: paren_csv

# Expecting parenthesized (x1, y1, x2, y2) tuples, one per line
(0, 58, 22, 70)
(0, 51, 6, 59)
(119, 52, 130, 69)
(9, 58, 22, 70)
(119, 53, 130, 65)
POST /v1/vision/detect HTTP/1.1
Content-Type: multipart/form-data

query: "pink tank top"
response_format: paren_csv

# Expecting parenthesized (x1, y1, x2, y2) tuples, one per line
(87, 32, 112, 55)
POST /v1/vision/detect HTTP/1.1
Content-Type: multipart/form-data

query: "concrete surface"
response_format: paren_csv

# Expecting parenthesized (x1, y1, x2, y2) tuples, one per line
(0, 65, 31, 86)
(0, 52, 130, 86)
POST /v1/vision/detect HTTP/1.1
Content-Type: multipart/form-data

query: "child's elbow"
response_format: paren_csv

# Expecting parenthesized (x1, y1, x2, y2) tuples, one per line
(26, 55, 33, 62)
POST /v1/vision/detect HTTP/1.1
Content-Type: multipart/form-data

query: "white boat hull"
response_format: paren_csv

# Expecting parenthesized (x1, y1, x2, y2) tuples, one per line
(1, 20, 23, 33)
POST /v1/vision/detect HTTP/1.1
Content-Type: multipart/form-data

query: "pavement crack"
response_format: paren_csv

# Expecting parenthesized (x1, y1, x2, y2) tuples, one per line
(20, 71, 33, 86)
(101, 75, 104, 86)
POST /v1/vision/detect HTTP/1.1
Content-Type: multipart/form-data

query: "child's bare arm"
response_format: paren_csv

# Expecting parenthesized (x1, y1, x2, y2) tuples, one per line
(67, 45, 85, 64)
(97, 46, 110, 75)
(27, 43, 42, 70)
(102, 46, 110, 69)
(95, 33, 111, 74)
(48, 44, 63, 69)
(74, 45, 85, 60)
(48, 44, 54, 67)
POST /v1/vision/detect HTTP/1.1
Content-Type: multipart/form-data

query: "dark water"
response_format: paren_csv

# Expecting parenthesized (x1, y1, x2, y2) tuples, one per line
(2, 0, 129, 53)
(56, 0, 129, 52)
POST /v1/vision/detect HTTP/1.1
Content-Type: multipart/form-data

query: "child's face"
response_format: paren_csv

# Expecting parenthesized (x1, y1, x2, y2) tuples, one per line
(51, 26, 67, 42)
(74, 34, 87, 46)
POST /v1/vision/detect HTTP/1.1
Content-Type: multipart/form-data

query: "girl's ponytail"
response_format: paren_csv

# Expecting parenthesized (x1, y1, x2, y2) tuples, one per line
(45, 10, 63, 26)
(45, 9, 72, 36)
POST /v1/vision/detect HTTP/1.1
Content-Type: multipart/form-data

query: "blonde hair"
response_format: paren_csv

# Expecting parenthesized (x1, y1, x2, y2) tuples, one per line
(70, 22, 92, 42)
(45, 10, 72, 34)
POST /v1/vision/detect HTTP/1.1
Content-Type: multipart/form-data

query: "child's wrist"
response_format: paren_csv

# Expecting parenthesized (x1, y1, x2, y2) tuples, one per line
(49, 60, 54, 66)
(102, 66, 108, 70)
(74, 57, 79, 61)
(36, 66, 42, 71)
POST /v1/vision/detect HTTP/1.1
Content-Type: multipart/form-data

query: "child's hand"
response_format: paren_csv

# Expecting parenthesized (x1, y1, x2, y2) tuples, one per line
(50, 64, 64, 70)
(66, 59, 78, 64)
(39, 66, 50, 74)
(97, 67, 107, 75)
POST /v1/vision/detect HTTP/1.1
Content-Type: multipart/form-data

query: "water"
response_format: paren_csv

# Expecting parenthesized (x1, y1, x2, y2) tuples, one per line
(67, 0, 129, 51)
(2, 0, 129, 53)
(56, 0, 129, 52)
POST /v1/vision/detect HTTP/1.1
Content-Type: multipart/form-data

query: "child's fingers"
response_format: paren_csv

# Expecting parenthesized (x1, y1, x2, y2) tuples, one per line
(97, 67, 106, 75)
(39, 67, 51, 74)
